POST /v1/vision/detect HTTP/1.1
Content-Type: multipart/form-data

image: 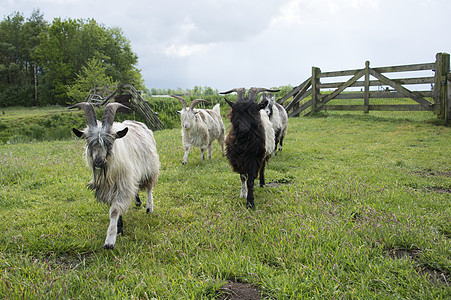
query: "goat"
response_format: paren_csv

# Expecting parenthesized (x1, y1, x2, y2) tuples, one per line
(221, 87, 279, 209)
(261, 92, 288, 155)
(70, 102, 160, 249)
(172, 95, 225, 164)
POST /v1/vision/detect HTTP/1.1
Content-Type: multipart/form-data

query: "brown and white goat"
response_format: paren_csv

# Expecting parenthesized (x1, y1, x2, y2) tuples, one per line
(70, 102, 160, 249)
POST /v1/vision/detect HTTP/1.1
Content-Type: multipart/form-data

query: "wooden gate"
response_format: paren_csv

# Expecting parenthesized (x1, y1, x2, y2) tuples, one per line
(278, 53, 450, 123)
(85, 83, 164, 130)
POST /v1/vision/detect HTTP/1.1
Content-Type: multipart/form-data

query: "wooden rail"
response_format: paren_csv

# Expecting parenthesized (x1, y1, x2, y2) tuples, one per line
(278, 53, 450, 123)
(85, 83, 164, 131)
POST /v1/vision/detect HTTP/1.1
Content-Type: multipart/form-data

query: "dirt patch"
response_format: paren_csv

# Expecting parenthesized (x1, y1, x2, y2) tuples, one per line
(33, 252, 94, 271)
(425, 187, 451, 194)
(386, 249, 450, 286)
(218, 281, 261, 300)
(411, 168, 451, 178)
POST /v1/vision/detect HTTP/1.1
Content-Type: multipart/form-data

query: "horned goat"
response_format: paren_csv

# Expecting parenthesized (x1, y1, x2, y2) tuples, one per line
(172, 95, 225, 164)
(221, 87, 279, 209)
(70, 102, 160, 249)
(261, 92, 288, 155)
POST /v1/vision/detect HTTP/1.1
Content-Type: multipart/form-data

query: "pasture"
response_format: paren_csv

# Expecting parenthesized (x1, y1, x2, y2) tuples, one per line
(0, 108, 450, 299)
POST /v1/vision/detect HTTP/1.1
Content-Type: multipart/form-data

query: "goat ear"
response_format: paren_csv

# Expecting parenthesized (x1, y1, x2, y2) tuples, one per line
(225, 98, 234, 108)
(115, 127, 128, 139)
(259, 100, 268, 110)
(72, 128, 84, 138)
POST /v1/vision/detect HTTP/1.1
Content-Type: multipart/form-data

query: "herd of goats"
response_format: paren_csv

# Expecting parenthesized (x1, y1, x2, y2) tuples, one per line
(69, 87, 289, 249)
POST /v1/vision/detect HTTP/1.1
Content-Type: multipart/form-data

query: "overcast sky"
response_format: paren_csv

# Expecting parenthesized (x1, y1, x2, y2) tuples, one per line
(1, 0, 450, 90)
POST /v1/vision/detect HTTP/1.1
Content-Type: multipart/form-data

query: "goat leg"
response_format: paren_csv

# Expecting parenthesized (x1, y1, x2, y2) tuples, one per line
(246, 167, 256, 209)
(240, 174, 248, 198)
(146, 188, 154, 213)
(259, 160, 267, 188)
(104, 205, 121, 249)
(182, 144, 191, 164)
(117, 215, 123, 235)
(134, 194, 141, 207)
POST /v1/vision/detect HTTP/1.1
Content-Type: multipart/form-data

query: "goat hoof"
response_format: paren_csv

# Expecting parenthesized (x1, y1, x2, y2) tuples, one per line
(246, 202, 255, 210)
(182, 161, 187, 165)
(103, 244, 115, 250)
(146, 207, 153, 213)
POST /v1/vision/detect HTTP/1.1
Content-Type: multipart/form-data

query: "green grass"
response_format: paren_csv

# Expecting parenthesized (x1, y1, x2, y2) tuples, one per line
(0, 110, 450, 299)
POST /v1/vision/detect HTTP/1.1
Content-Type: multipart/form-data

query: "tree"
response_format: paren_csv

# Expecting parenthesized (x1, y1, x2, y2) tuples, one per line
(66, 58, 117, 104)
(33, 17, 143, 105)
(0, 10, 46, 107)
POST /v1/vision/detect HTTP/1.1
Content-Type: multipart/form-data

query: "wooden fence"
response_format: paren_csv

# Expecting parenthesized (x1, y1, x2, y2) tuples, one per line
(278, 53, 450, 123)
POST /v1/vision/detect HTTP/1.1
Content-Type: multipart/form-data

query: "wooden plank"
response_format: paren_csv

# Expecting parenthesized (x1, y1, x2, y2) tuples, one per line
(319, 63, 434, 78)
(289, 99, 312, 117)
(320, 68, 362, 78)
(331, 91, 433, 99)
(369, 69, 433, 109)
(373, 63, 435, 73)
(321, 104, 433, 111)
(277, 77, 311, 105)
(311, 67, 321, 113)
(306, 69, 365, 115)
(285, 89, 312, 112)
(364, 61, 370, 113)
(319, 76, 435, 89)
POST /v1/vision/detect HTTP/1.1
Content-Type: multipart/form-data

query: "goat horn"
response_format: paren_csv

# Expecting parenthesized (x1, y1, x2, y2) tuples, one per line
(68, 102, 98, 128)
(189, 99, 206, 110)
(248, 87, 280, 102)
(220, 88, 246, 101)
(171, 95, 187, 110)
(102, 103, 130, 130)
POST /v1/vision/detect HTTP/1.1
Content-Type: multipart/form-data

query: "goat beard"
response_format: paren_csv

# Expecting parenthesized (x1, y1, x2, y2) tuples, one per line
(87, 165, 108, 191)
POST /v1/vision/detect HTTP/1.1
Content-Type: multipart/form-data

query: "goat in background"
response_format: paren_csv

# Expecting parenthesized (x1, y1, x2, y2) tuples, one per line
(172, 95, 225, 164)
(261, 92, 288, 155)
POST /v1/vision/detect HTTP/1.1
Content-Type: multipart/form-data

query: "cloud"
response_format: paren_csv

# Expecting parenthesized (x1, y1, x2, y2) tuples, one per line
(163, 43, 216, 58)
(1, 0, 450, 89)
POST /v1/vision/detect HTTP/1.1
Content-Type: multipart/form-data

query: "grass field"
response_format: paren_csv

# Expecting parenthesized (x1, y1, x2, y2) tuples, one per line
(0, 108, 450, 299)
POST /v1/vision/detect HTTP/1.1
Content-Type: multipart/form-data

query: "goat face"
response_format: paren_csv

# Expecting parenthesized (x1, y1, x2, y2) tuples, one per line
(179, 108, 198, 130)
(261, 93, 276, 118)
(73, 126, 128, 169)
(226, 99, 268, 132)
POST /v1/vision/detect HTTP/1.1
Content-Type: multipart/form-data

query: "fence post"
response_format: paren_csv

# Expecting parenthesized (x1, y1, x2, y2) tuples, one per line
(364, 61, 370, 113)
(311, 67, 321, 114)
(434, 53, 450, 121)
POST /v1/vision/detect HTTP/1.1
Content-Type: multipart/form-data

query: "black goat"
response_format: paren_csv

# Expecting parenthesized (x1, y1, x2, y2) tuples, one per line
(221, 87, 279, 209)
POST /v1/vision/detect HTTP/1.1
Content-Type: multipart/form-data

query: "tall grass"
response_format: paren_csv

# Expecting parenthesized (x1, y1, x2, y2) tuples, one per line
(0, 110, 450, 298)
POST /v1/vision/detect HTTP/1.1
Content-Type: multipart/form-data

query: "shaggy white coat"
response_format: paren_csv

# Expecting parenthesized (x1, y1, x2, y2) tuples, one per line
(83, 120, 160, 248)
(180, 104, 225, 164)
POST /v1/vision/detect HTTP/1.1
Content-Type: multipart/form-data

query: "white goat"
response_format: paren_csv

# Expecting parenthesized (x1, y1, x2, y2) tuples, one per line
(172, 95, 225, 164)
(261, 92, 288, 155)
(70, 102, 160, 249)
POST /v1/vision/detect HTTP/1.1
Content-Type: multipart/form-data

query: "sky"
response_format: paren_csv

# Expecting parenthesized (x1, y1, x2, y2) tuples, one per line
(1, 0, 450, 91)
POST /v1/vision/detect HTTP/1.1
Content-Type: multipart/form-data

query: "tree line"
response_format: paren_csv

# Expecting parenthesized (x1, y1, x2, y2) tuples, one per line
(0, 9, 143, 107)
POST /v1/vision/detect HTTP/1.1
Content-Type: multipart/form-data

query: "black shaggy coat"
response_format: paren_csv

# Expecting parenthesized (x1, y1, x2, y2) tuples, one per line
(225, 99, 268, 208)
